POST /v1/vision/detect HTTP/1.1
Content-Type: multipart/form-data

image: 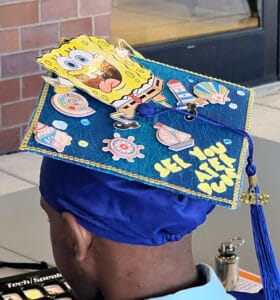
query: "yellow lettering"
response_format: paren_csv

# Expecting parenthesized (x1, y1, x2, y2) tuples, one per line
(197, 182, 212, 195)
(154, 158, 183, 178)
(219, 154, 236, 169)
(220, 174, 234, 186)
(209, 142, 227, 155)
(224, 168, 238, 179)
(195, 170, 213, 182)
(154, 163, 171, 178)
(189, 146, 207, 160)
(211, 181, 227, 193)
(161, 158, 182, 172)
(208, 157, 227, 172)
(199, 162, 219, 177)
(194, 142, 238, 195)
(204, 148, 215, 157)
(172, 154, 192, 169)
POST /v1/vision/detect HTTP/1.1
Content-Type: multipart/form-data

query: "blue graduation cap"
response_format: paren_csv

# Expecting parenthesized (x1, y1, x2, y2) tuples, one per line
(20, 35, 280, 299)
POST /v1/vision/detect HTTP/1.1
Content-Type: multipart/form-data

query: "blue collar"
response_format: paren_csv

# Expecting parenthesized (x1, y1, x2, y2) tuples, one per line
(149, 264, 235, 300)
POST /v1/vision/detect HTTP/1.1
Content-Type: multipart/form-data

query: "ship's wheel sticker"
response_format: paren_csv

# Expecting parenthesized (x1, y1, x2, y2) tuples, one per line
(102, 133, 145, 162)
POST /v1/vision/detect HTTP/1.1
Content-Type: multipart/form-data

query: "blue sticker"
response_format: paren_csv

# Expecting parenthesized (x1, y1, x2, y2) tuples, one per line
(223, 139, 232, 145)
(229, 103, 238, 110)
(52, 120, 68, 130)
(81, 118, 90, 126)
(237, 90, 245, 96)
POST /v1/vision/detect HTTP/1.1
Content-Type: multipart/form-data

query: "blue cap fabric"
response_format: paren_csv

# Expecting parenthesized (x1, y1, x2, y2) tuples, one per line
(40, 156, 215, 245)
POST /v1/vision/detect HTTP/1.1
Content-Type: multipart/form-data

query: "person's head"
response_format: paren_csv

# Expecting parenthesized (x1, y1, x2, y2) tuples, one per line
(40, 156, 215, 299)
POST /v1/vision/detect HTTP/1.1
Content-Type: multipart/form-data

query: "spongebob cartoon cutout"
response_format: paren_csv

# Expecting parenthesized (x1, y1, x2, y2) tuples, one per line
(37, 35, 167, 129)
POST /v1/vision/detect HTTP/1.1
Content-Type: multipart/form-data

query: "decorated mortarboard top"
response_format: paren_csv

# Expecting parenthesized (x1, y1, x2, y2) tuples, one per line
(20, 35, 254, 210)
(20, 35, 280, 299)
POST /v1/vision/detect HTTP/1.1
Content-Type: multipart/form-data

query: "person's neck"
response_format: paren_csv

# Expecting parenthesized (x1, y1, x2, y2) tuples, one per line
(96, 235, 201, 300)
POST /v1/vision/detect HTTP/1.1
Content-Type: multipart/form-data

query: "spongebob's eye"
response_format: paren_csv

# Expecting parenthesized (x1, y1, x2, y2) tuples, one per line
(69, 50, 93, 65)
(57, 57, 83, 71)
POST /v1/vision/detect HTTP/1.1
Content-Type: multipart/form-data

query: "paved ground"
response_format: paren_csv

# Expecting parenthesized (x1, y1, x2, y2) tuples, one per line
(0, 81, 279, 277)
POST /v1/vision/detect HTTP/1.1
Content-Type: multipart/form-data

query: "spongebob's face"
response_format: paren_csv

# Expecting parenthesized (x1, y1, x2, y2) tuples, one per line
(37, 35, 151, 105)
(56, 49, 100, 73)
(56, 50, 122, 93)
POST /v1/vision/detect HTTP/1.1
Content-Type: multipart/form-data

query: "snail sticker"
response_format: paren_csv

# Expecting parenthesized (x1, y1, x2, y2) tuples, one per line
(37, 35, 169, 129)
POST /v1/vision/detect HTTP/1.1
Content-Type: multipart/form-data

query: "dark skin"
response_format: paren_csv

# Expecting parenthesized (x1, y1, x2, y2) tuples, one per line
(40, 197, 203, 300)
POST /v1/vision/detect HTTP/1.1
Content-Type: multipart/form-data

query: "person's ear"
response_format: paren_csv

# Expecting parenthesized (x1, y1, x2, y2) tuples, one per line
(62, 212, 93, 261)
